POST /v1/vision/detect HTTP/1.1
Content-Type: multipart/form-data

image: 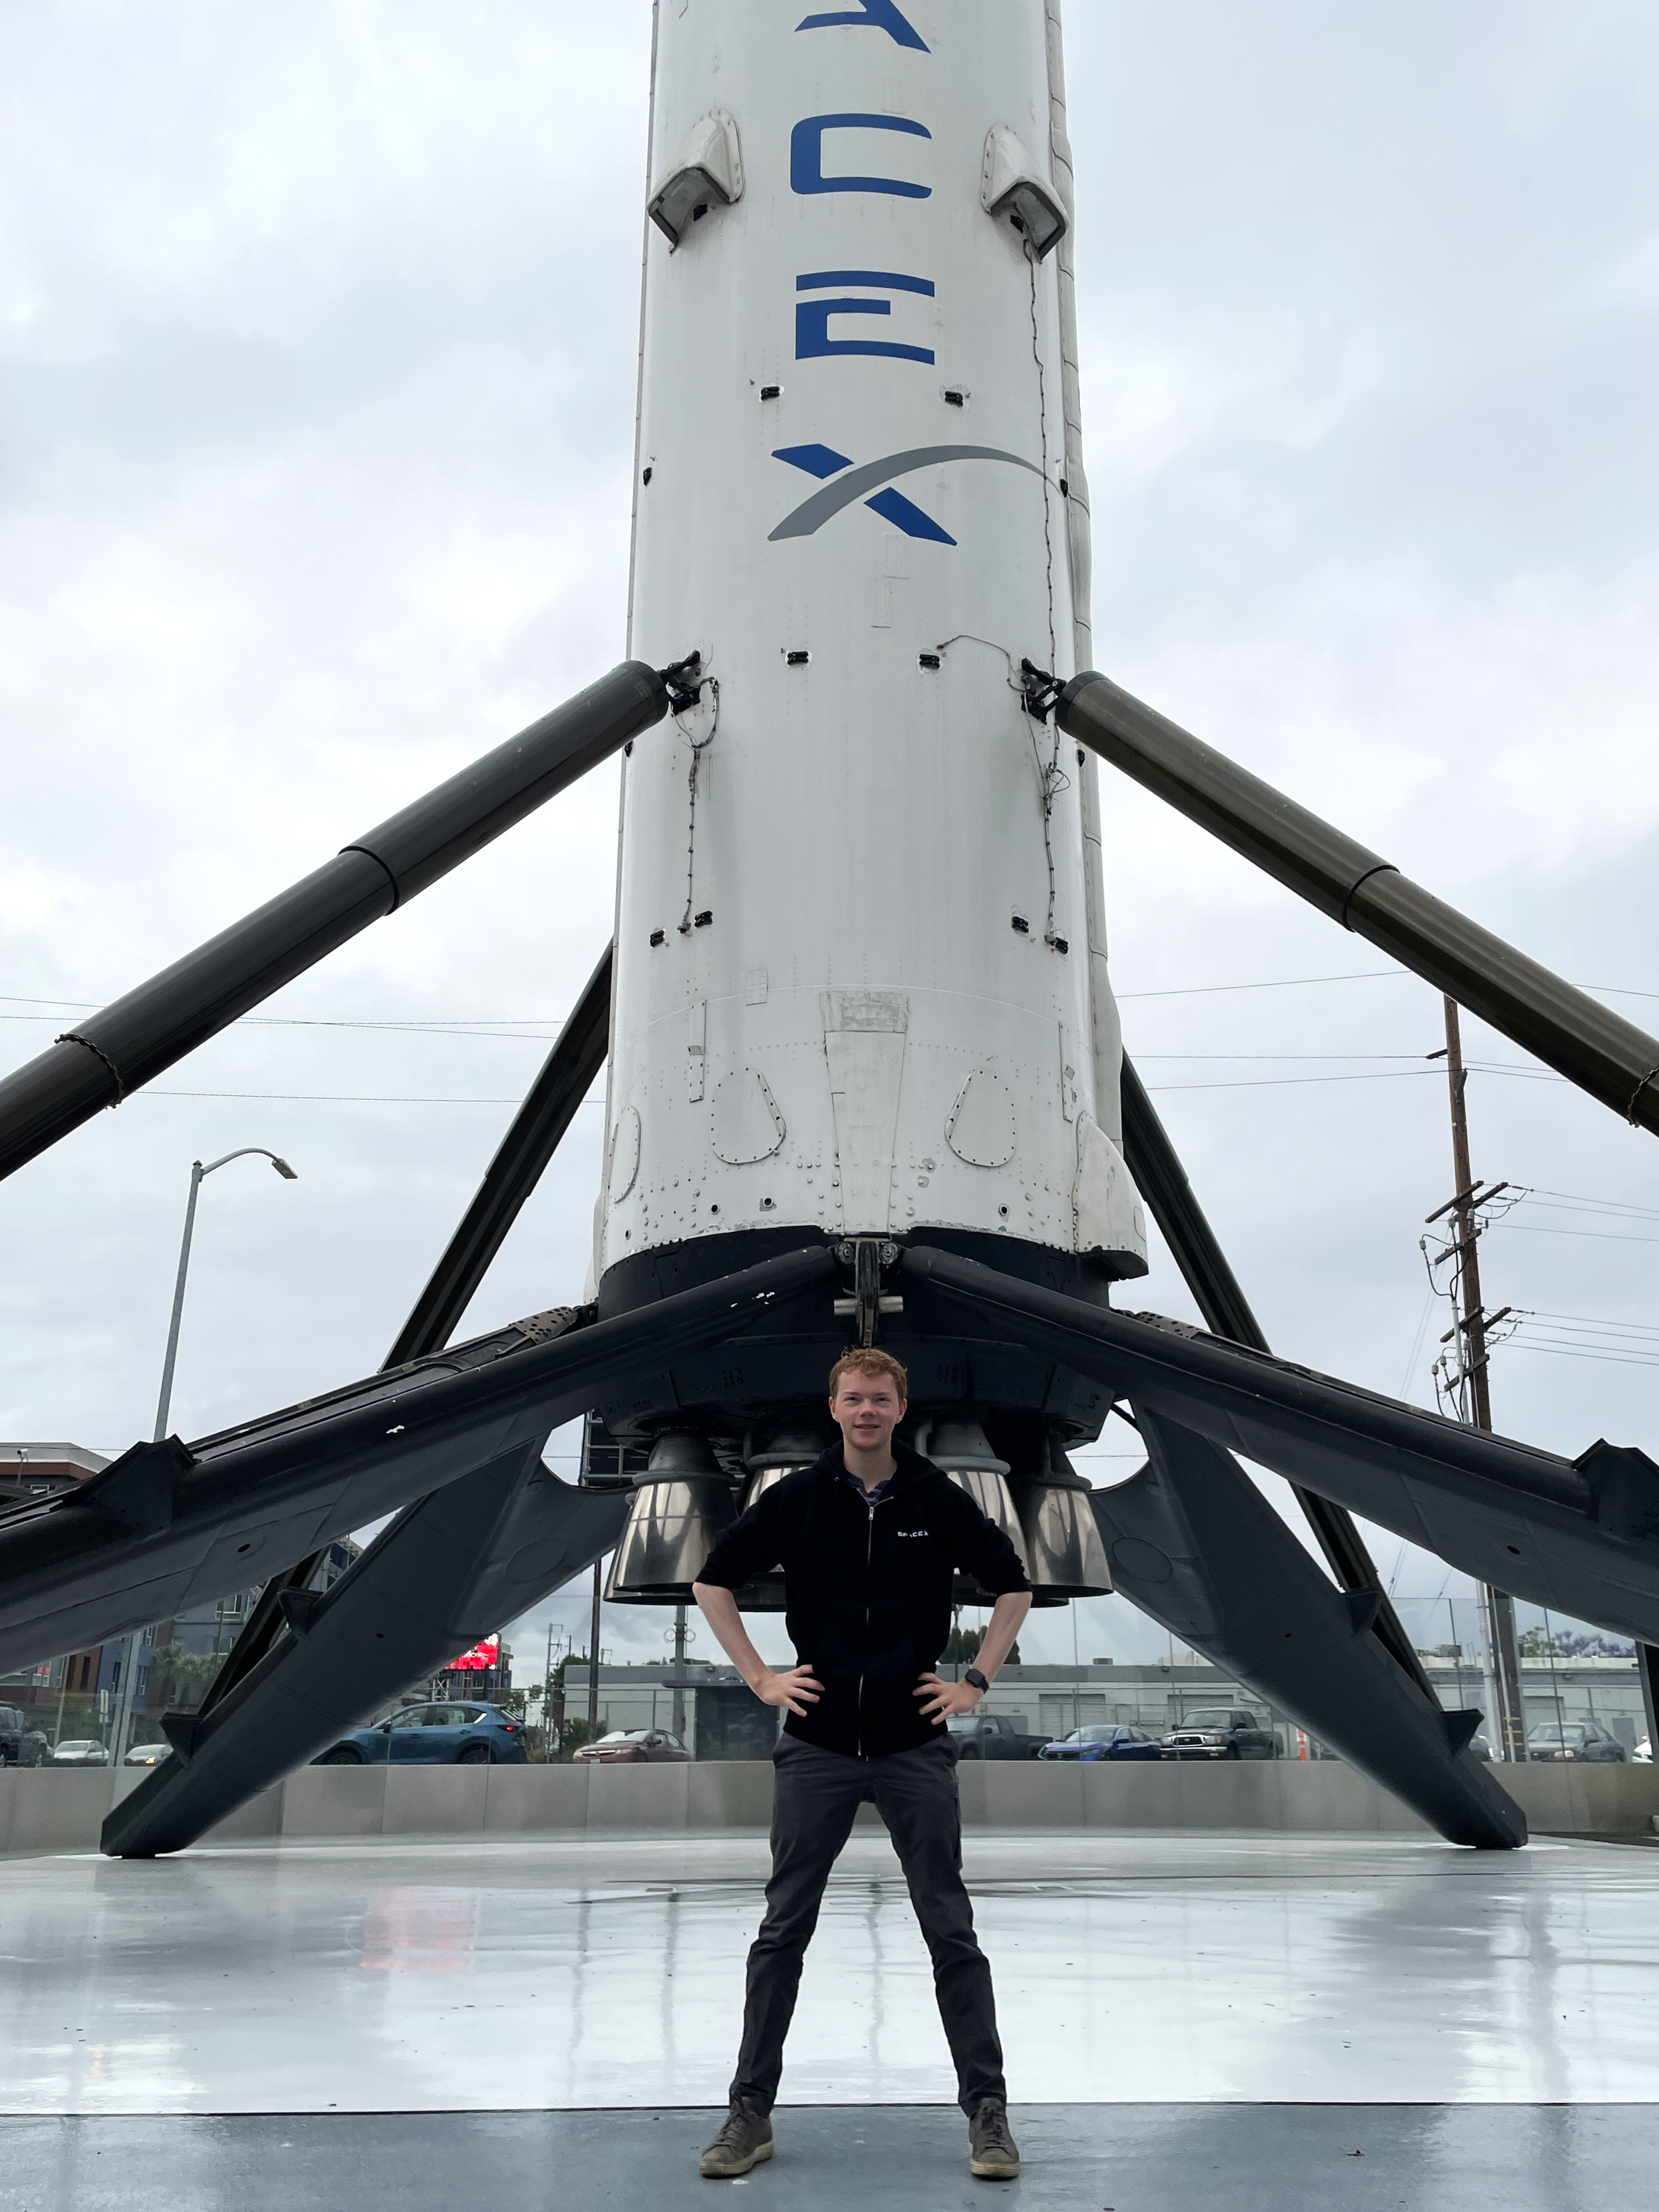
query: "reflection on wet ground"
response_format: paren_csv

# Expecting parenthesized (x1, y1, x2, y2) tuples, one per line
(3, 1829, 1657, 2113)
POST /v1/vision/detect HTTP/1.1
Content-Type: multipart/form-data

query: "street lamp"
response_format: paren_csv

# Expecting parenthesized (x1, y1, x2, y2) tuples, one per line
(152, 1150, 296, 1442)
(110, 1147, 298, 1764)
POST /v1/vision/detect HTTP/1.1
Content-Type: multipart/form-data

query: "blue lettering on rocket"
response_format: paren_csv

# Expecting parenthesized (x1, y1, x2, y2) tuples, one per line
(796, 0, 929, 51)
(795, 270, 936, 364)
(798, 270, 935, 295)
(790, 114, 932, 200)
(773, 445, 957, 544)
(773, 444, 855, 481)
(863, 486, 953, 541)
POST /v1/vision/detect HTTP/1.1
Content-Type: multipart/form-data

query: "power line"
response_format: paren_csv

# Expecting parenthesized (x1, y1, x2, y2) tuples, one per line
(1516, 1307, 1659, 1336)
(1505, 1225, 1659, 1248)
(1518, 1187, 1659, 1222)
(0, 1016, 1462, 1060)
(118, 1064, 1561, 1106)
(1146, 1064, 1554, 1094)
(143, 1089, 604, 1107)
(1116, 971, 1400, 1000)
(8, 963, 1657, 1021)
(1135, 1052, 1448, 1062)
(1513, 1345, 1659, 1362)
(0, 1002, 569, 1042)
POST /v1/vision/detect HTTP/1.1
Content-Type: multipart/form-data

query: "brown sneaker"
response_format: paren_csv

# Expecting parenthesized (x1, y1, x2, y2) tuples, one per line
(968, 2095, 1021, 2180)
(700, 2097, 775, 2179)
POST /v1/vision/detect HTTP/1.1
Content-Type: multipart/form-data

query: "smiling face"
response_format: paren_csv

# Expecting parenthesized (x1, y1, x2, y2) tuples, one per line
(830, 1368, 907, 1460)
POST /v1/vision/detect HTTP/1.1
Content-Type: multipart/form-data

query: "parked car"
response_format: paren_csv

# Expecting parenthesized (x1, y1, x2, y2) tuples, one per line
(313, 1701, 528, 1766)
(0, 1704, 50, 1766)
(1636, 1736, 1652, 1765)
(123, 1741, 170, 1766)
(50, 1740, 111, 1767)
(572, 1728, 691, 1766)
(1039, 1724, 1162, 1762)
(1162, 1708, 1281, 1761)
(1527, 1720, 1627, 1763)
(946, 1712, 1043, 1761)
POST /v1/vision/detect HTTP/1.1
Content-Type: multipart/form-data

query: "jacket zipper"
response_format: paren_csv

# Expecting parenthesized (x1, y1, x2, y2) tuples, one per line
(857, 1493, 879, 1759)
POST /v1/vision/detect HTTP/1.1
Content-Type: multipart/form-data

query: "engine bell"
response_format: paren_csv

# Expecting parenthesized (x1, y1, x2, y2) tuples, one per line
(1011, 1437, 1114, 1598)
(916, 1417, 1031, 1601)
(605, 1431, 737, 1604)
(727, 1423, 837, 1611)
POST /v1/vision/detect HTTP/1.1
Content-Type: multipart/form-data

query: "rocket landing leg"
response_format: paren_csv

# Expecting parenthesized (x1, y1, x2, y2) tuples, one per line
(1095, 1408, 1526, 1851)
(102, 1444, 628, 1859)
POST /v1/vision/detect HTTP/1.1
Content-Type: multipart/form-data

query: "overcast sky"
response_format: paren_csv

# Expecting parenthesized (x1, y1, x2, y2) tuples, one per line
(2, 1, 1656, 1685)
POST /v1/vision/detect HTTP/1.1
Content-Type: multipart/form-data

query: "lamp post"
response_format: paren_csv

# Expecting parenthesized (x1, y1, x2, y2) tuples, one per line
(153, 1150, 298, 1444)
(109, 1148, 298, 1764)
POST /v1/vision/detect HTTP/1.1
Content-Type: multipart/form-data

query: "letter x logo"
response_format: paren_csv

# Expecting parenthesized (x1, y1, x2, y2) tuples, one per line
(797, 1, 928, 52)
(771, 443, 1047, 546)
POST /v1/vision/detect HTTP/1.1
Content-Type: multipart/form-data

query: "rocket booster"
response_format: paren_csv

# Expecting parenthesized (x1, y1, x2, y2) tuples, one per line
(600, 0, 1145, 1315)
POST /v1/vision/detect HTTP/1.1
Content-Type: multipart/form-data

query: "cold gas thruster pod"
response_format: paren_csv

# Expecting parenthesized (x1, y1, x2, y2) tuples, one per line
(596, 0, 1146, 1461)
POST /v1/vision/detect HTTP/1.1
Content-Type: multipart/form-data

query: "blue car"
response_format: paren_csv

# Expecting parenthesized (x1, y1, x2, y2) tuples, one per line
(313, 1699, 527, 1766)
(1038, 1724, 1163, 1762)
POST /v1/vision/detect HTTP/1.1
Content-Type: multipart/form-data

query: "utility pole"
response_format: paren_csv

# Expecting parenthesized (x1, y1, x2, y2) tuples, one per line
(671, 1601, 688, 1741)
(1433, 997, 1527, 1760)
(1640, 1646, 1659, 1766)
(587, 1558, 603, 1744)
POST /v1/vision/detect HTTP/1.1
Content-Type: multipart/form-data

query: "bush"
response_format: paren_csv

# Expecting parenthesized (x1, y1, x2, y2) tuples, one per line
(148, 1647, 226, 1714)
(559, 1717, 596, 1758)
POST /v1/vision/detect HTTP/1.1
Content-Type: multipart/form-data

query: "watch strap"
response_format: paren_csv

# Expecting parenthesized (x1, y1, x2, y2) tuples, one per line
(964, 1666, 990, 1693)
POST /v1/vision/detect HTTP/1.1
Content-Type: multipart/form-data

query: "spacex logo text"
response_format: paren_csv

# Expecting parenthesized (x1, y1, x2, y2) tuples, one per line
(772, 443, 1047, 546)
(772, 2, 1042, 551)
(796, 1, 928, 52)
(796, 269, 935, 366)
(790, 113, 931, 200)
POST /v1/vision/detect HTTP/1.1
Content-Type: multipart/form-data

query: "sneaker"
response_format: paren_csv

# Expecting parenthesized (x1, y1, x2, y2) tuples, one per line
(700, 2097, 775, 2179)
(968, 2095, 1021, 2180)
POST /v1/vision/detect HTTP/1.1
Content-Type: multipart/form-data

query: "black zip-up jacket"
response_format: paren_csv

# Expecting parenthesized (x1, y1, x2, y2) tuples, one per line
(696, 1441, 1031, 1758)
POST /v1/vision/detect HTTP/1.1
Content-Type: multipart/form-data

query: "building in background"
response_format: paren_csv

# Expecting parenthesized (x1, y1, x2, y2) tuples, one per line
(553, 1649, 1650, 1763)
(0, 1442, 108, 1508)
(0, 1444, 116, 1739)
(0, 1439, 364, 1751)
(137, 1536, 363, 1729)
(435, 1637, 512, 1704)
(556, 1662, 765, 1759)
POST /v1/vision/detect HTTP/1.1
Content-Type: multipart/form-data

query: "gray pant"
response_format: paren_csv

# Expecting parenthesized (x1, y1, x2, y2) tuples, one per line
(730, 1733, 1007, 2116)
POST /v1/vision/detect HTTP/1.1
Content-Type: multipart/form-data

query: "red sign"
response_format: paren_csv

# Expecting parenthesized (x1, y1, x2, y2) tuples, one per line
(446, 1637, 500, 1673)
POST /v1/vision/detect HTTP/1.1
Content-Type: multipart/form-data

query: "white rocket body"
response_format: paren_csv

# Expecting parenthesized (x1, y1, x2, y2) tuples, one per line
(599, 0, 1145, 1299)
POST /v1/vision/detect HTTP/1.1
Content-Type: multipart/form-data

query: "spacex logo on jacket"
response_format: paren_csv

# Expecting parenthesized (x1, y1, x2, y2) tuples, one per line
(697, 1442, 1030, 1758)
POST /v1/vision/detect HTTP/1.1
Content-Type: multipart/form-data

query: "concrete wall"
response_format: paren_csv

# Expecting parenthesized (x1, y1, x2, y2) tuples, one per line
(4, 1759, 1657, 1855)
(953, 1757, 1659, 1837)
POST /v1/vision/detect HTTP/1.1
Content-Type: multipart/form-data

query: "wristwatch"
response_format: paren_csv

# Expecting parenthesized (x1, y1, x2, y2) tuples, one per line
(964, 1666, 990, 1695)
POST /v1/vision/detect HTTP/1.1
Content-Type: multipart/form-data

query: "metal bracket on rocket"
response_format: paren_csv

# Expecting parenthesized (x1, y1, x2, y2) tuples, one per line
(660, 650, 706, 715)
(833, 1238, 904, 1348)
(1019, 658, 1063, 723)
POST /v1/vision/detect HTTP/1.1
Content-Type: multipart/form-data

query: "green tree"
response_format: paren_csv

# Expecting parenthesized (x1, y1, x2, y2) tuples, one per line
(548, 1653, 595, 1761)
(941, 1623, 1021, 1668)
(149, 1647, 224, 1713)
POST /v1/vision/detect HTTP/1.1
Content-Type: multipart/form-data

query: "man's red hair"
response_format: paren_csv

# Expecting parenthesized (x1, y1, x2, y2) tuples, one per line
(828, 1348, 909, 1399)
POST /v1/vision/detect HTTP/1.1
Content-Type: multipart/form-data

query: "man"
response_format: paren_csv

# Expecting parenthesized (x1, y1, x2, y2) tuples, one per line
(691, 1347, 1033, 2182)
